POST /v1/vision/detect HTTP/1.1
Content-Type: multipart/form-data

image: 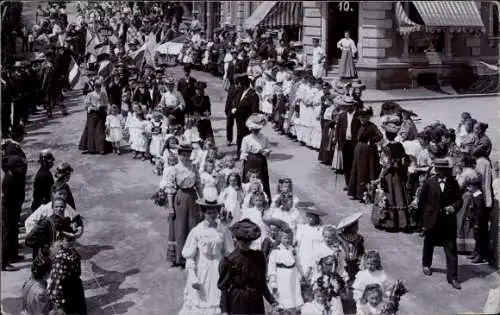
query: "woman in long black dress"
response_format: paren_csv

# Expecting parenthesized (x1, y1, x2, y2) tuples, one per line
(48, 223, 87, 315)
(191, 81, 214, 141)
(348, 106, 383, 201)
(51, 162, 76, 210)
(318, 83, 336, 165)
(218, 219, 278, 315)
(240, 114, 272, 200)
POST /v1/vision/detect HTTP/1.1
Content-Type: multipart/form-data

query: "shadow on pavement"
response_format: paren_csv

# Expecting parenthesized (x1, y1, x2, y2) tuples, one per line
(77, 243, 114, 261)
(458, 264, 496, 283)
(267, 153, 294, 162)
(84, 261, 140, 315)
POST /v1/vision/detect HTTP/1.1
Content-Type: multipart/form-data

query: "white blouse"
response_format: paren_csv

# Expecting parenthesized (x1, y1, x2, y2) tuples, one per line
(336, 38, 358, 55)
(240, 133, 271, 160)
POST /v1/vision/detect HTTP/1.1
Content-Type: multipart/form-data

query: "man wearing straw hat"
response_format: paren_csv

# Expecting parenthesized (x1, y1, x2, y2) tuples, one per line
(419, 158, 462, 290)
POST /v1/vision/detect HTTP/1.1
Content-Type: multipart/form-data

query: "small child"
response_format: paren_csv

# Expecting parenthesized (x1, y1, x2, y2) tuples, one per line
(157, 135, 179, 175)
(126, 104, 148, 160)
(121, 91, 131, 115)
(160, 154, 179, 194)
(268, 227, 304, 314)
(182, 115, 200, 144)
(148, 111, 167, 164)
(352, 250, 390, 310)
(243, 169, 266, 196)
(242, 180, 269, 209)
(337, 213, 365, 283)
(273, 178, 300, 207)
(218, 172, 244, 223)
(262, 219, 283, 261)
(190, 136, 204, 169)
(301, 279, 344, 315)
(105, 104, 124, 154)
(466, 175, 489, 264)
(220, 154, 237, 182)
(197, 139, 215, 174)
(264, 192, 303, 232)
(21, 254, 51, 315)
(240, 191, 268, 250)
(357, 284, 385, 315)
(200, 159, 218, 192)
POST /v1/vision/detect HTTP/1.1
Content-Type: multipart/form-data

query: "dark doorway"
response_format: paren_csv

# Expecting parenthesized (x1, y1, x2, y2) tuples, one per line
(326, 1, 359, 65)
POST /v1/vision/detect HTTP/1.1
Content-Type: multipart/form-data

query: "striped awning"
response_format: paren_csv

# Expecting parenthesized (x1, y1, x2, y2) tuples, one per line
(412, 1, 485, 33)
(261, 2, 303, 29)
(395, 1, 422, 35)
(243, 1, 278, 30)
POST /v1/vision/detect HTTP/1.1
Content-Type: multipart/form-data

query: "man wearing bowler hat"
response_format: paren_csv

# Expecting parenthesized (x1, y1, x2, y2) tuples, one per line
(177, 65, 197, 118)
(418, 158, 462, 290)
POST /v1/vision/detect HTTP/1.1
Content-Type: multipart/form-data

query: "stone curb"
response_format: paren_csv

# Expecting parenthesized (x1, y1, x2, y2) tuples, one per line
(363, 92, 500, 104)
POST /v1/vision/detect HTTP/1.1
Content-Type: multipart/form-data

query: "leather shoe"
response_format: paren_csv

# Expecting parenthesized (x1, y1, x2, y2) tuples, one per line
(422, 267, 432, 276)
(449, 280, 461, 290)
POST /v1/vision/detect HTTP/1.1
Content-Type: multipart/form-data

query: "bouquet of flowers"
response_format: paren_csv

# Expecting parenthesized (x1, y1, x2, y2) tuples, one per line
(151, 188, 168, 207)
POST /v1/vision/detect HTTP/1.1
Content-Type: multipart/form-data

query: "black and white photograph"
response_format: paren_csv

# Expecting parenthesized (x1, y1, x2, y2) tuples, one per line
(1, 1, 499, 314)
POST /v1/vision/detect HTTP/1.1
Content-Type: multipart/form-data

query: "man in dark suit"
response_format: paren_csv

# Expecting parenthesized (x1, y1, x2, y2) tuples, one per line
(418, 158, 463, 290)
(106, 73, 123, 109)
(231, 74, 259, 158)
(132, 79, 152, 110)
(334, 97, 361, 188)
(177, 65, 197, 117)
(224, 76, 241, 146)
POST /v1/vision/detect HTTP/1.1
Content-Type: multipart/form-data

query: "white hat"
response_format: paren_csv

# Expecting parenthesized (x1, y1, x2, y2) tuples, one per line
(196, 186, 223, 207)
(245, 113, 267, 130)
(336, 212, 363, 230)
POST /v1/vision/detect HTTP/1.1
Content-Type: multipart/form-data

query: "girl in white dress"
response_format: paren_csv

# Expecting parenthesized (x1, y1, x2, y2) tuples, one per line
(220, 154, 237, 182)
(240, 191, 268, 250)
(310, 80, 324, 149)
(242, 180, 269, 209)
(313, 225, 349, 282)
(302, 280, 344, 315)
(199, 159, 218, 192)
(105, 104, 124, 154)
(352, 250, 390, 310)
(218, 172, 244, 223)
(125, 104, 149, 160)
(268, 227, 304, 314)
(296, 206, 326, 281)
(272, 178, 300, 207)
(147, 111, 167, 163)
(179, 188, 234, 315)
(356, 284, 384, 315)
(182, 116, 201, 144)
(264, 192, 304, 233)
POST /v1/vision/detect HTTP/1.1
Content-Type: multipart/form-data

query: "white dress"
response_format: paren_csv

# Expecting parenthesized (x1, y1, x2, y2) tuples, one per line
(179, 220, 234, 315)
(148, 120, 167, 158)
(312, 46, 325, 79)
(312, 242, 349, 281)
(302, 299, 344, 315)
(125, 113, 148, 152)
(240, 206, 267, 250)
(200, 171, 218, 191)
(105, 114, 123, 142)
(263, 206, 304, 232)
(352, 270, 390, 305)
(218, 186, 243, 222)
(296, 224, 324, 277)
(261, 79, 275, 115)
(310, 90, 324, 149)
(182, 127, 200, 145)
(268, 244, 304, 310)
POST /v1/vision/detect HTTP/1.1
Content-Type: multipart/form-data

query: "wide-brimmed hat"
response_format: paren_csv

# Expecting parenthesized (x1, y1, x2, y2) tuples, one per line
(55, 162, 73, 178)
(196, 186, 223, 207)
(230, 219, 262, 241)
(401, 108, 418, 117)
(336, 212, 363, 230)
(338, 95, 357, 106)
(381, 122, 401, 133)
(380, 114, 402, 133)
(351, 79, 366, 89)
(432, 158, 453, 169)
(246, 113, 267, 130)
(357, 105, 374, 117)
(303, 206, 328, 217)
(263, 218, 290, 230)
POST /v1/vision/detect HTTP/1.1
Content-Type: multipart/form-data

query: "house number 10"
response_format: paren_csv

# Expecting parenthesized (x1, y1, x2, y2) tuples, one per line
(338, 1, 351, 12)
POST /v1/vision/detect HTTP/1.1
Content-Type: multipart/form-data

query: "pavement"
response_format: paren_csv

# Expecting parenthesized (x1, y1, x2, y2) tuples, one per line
(1, 65, 499, 315)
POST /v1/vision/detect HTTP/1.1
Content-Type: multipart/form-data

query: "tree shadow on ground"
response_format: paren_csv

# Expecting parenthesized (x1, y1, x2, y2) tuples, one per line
(268, 153, 294, 162)
(77, 243, 115, 261)
(84, 261, 140, 315)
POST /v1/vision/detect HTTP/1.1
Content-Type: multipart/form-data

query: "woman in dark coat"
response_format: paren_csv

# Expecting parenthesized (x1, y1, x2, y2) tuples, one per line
(191, 81, 214, 141)
(51, 162, 76, 210)
(31, 149, 55, 212)
(348, 106, 383, 201)
(48, 224, 87, 315)
(218, 219, 278, 314)
(318, 83, 337, 165)
(372, 119, 412, 231)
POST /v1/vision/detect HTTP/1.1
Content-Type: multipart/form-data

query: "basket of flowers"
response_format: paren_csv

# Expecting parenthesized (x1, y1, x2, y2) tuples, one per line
(151, 188, 168, 207)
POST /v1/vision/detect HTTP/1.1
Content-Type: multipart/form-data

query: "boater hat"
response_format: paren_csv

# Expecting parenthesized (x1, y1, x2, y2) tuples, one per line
(196, 186, 223, 207)
(351, 79, 366, 89)
(432, 157, 453, 169)
(246, 113, 267, 130)
(336, 212, 363, 230)
(230, 219, 262, 241)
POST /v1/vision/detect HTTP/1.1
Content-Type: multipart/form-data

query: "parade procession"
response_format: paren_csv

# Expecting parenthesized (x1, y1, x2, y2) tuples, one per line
(1, 1, 500, 315)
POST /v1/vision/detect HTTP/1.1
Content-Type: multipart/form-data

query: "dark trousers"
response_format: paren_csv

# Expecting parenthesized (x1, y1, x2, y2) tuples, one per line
(236, 121, 250, 158)
(474, 210, 491, 259)
(342, 139, 355, 186)
(422, 233, 458, 282)
(2, 102, 12, 136)
(2, 203, 22, 266)
(226, 113, 235, 143)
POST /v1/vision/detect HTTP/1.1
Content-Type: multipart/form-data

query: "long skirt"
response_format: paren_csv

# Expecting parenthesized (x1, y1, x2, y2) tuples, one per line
(318, 119, 334, 164)
(78, 109, 107, 153)
(242, 153, 271, 201)
(339, 49, 357, 79)
(61, 275, 87, 315)
(331, 142, 343, 172)
(197, 119, 214, 141)
(457, 192, 475, 253)
(371, 169, 413, 231)
(348, 143, 380, 200)
(168, 188, 201, 265)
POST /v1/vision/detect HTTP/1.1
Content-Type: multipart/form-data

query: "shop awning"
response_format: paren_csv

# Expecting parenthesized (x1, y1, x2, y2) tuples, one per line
(395, 1, 485, 34)
(243, 1, 278, 30)
(395, 1, 422, 35)
(260, 2, 303, 29)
